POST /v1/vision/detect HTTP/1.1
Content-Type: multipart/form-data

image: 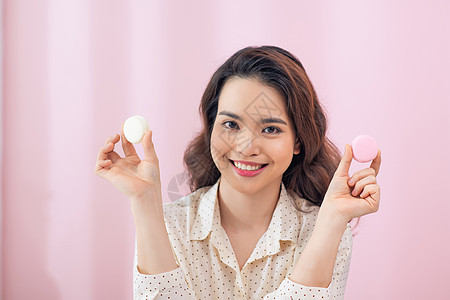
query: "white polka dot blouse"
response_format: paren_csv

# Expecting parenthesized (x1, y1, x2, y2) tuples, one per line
(133, 176, 353, 299)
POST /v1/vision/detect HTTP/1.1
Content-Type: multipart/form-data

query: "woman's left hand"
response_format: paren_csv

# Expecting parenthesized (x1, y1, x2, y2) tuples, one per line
(322, 144, 382, 224)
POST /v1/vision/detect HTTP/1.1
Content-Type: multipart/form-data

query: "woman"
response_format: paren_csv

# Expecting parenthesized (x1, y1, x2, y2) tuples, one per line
(95, 45, 381, 299)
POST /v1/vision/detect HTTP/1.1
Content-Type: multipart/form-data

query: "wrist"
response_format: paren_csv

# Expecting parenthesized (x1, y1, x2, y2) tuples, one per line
(316, 204, 349, 232)
(130, 192, 164, 218)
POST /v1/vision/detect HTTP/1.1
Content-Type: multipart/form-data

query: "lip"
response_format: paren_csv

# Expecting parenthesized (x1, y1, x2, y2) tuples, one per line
(229, 159, 268, 177)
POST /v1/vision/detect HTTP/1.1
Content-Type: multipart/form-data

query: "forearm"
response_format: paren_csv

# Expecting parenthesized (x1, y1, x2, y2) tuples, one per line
(288, 208, 348, 288)
(131, 195, 179, 275)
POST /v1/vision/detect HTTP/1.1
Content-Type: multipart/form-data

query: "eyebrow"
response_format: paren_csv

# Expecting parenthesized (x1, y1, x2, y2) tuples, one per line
(218, 110, 287, 125)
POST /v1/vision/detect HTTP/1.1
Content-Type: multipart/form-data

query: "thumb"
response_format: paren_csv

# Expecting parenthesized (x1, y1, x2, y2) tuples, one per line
(142, 130, 159, 163)
(335, 144, 353, 177)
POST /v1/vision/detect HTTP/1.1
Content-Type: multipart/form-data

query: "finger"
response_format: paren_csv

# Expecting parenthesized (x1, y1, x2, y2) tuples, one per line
(95, 159, 112, 172)
(142, 130, 159, 163)
(105, 134, 119, 144)
(370, 149, 382, 176)
(360, 184, 380, 210)
(350, 175, 377, 196)
(98, 159, 112, 168)
(94, 158, 112, 174)
(97, 138, 111, 161)
(348, 167, 377, 187)
(335, 144, 353, 177)
(96, 140, 120, 163)
(121, 122, 138, 158)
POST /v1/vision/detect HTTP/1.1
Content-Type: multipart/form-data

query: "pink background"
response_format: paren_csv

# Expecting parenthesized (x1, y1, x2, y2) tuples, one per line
(2, 1, 450, 299)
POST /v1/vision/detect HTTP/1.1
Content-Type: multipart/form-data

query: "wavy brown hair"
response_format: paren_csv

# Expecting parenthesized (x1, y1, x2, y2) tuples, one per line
(182, 45, 359, 226)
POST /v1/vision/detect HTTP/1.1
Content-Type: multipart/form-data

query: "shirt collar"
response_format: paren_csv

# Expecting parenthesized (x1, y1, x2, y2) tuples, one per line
(189, 176, 302, 247)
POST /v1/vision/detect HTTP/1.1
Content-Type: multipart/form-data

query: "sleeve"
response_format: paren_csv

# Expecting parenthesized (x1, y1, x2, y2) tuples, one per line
(133, 239, 194, 300)
(263, 223, 353, 300)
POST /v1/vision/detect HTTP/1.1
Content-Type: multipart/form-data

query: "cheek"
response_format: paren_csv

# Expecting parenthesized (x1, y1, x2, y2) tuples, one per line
(268, 139, 294, 166)
(210, 126, 234, 170)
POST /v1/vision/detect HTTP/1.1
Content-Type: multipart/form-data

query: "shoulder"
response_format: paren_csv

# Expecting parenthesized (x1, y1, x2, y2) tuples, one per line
(297, 195, 353, 245)
(163, 185, 211, 213)
(288, 190, 321, 227)
(289, 192, 353, 246)
(161, 185, 213, 228)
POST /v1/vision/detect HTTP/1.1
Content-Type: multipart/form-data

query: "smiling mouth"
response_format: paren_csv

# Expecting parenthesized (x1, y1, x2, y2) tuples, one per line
(228, 159, 269, 171)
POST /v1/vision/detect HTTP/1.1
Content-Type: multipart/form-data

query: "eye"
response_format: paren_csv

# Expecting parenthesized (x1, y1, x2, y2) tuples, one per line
(222, 121, 281, 135)
(222, 121, 239, 130)
(263, 126, 281, 134)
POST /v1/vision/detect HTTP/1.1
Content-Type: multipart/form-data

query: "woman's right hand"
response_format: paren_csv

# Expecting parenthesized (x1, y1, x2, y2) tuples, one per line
(94, 122, 162, 202)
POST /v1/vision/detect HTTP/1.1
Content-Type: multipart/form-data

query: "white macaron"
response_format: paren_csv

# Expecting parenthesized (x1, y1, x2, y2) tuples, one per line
(123, 115, 149, 144)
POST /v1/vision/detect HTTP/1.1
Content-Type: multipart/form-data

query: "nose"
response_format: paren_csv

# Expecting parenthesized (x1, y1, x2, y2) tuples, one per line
(236, 128, 260, 156)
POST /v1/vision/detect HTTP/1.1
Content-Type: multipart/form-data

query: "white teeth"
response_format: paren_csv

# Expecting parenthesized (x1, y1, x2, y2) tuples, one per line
(233, 161, 264, 171)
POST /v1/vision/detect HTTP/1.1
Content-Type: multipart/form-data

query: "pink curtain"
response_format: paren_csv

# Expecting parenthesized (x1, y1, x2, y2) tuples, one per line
(2, 0, 449, 299)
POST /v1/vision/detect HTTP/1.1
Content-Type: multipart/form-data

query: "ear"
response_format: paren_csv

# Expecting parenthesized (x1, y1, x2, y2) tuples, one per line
(293, 138, 301, 155)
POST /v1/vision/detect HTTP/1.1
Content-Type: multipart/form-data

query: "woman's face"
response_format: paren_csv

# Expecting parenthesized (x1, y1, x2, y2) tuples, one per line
(210, 77, 300, 195)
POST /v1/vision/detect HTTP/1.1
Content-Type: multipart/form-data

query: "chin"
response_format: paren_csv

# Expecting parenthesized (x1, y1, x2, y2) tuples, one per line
(222, 172, 270, 195)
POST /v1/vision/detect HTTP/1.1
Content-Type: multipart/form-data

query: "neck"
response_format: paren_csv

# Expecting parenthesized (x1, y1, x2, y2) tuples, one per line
(217, 177, 281, 234)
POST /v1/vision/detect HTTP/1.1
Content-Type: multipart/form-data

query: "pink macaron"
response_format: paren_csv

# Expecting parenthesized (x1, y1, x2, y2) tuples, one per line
(351, 135, 378, 163)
